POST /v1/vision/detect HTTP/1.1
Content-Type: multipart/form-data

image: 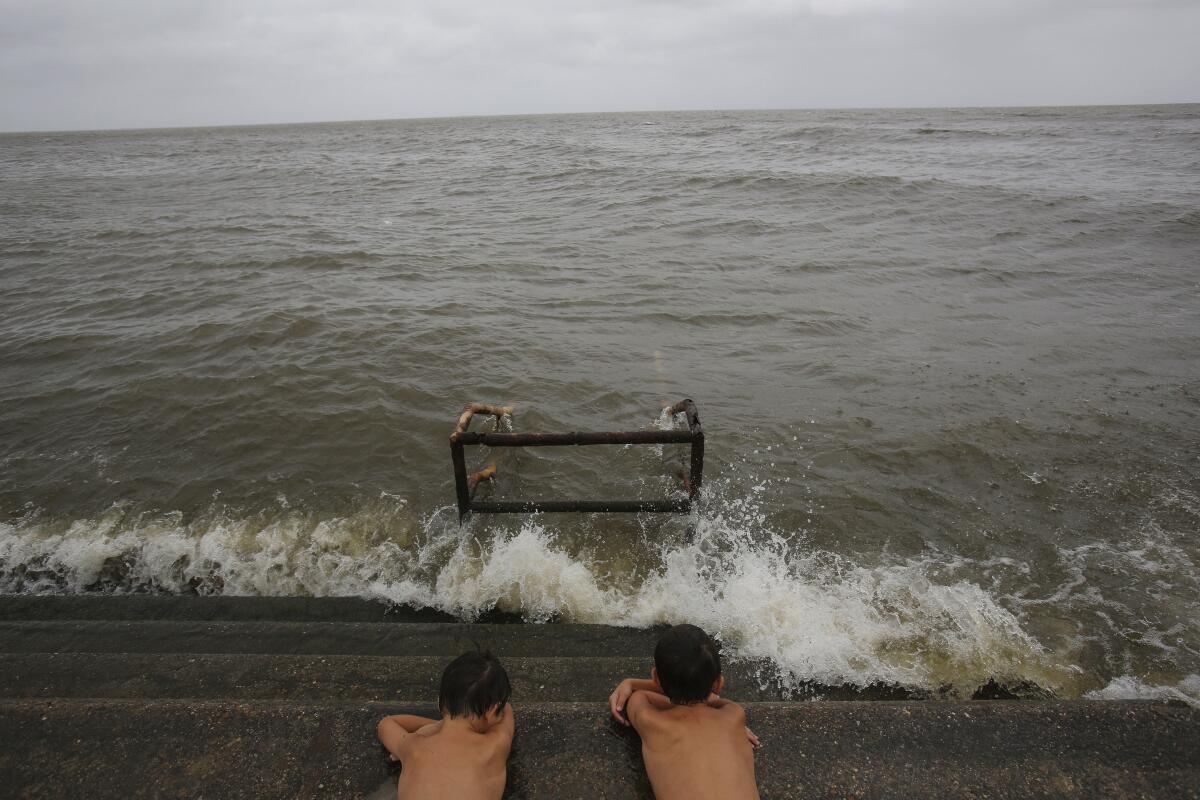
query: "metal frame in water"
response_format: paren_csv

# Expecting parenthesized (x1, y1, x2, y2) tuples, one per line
(448, 399, 704, 521)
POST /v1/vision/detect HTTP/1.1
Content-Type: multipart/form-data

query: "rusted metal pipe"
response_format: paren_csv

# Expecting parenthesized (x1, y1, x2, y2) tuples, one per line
(449, 399, 704, 521)
(665, 398, 701, 430)
(471, 499, 690, 514)
(666, 398, 704, 499)
(457, 429, 693, 447)
(454, 402, 513, 436)
(468, 463, 497, 493)
(450, 439, 471, 514)
(688, 433, 705, 499)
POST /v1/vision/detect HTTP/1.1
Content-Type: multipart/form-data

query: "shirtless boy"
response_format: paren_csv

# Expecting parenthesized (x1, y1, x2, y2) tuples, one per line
(377, 650, 514, 800)
(609, 624, 761, 800)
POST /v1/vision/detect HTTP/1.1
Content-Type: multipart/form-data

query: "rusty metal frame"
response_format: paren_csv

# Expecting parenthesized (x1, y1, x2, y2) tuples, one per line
(449, 399, 704, 521)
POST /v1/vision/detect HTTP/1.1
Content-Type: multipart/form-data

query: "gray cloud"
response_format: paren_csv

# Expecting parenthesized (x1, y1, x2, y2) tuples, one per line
(1, 0, 1197, 131)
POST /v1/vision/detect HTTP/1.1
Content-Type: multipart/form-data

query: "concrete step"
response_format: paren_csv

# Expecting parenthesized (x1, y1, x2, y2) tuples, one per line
(2, 698, 1197, 800)
(0, 652, 786, 703)
(0, 594, 455, 623)
(0, 619, 661, 657)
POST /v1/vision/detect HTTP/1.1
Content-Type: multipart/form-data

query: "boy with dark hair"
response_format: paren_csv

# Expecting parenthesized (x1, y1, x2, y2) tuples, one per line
(378, 650, 514, 800)
(609, 624, 761, 800)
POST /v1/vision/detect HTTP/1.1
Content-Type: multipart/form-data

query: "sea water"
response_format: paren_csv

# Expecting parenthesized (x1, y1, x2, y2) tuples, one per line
(1, 106, 1198, 702)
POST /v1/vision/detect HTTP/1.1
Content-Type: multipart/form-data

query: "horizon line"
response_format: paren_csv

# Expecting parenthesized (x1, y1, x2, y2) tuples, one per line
(2, 100, 1197, 136)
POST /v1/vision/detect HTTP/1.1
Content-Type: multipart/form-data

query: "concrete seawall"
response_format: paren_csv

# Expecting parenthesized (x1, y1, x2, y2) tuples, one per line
(1, 595, 1197, 799)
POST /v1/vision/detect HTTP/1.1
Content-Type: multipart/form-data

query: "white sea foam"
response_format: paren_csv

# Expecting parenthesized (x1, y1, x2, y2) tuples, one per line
(1084, 675, 1200, 708)
(0, 495, 1081, 697)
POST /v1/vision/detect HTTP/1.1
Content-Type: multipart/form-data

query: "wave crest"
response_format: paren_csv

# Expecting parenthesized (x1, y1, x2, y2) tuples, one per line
(2, 498, 1074, 697)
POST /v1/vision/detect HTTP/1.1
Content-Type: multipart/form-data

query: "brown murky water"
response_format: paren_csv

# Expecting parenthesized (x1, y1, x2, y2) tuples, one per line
(2, 106, 1198, 702)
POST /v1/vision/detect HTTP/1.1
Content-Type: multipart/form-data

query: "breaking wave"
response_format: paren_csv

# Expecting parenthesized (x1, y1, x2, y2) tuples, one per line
(0, 492, 1075, 698)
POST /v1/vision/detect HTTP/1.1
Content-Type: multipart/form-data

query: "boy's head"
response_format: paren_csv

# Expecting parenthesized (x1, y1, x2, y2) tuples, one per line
(652, 624, 723, 704)
(439, 650, 511, 720)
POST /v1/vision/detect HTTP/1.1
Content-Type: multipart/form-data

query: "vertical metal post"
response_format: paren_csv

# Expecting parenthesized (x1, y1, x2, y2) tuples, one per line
(450, 434, 471, 520)
(667, 397, 705, 502)
(689, 432, 704, 500)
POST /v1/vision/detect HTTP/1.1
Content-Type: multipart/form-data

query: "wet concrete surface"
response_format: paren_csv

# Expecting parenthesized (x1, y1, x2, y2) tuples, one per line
(2, 597, 1197, 798)
(1, 699, 1197, 799)
(0, 594, 432, 623)
(0, 619, 663, 657)
(0, 652, 788, 703)
(0, 595, 530, 625)
(0, 649, 928, 703)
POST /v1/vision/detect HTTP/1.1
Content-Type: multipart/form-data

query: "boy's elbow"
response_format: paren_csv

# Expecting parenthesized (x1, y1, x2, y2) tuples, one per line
(376, 717, 394, 742)
(624, 691, 650, 727)
(377, 717, 408, 759)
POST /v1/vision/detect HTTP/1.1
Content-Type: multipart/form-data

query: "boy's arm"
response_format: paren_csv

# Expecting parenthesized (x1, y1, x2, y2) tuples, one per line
(624, 688, 673, 732)
(377, 714, 439, 761)
(414, 719, 443, 737)
(383, 714, 440, 733)
(609, 677, 664, 725)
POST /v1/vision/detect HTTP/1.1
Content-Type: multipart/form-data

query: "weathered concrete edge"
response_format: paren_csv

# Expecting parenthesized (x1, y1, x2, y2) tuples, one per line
(1, 699, 1198, 800)
(0, 595, 1054, 699)
(0, 619, 663, 657)
(0, 652, 788, 703)
(0, 593, 556, 624)
(0, 594, 456, 623)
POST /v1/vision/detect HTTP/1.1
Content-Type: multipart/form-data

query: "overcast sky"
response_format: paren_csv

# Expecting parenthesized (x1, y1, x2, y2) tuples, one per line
(1, 0, 1197, 132)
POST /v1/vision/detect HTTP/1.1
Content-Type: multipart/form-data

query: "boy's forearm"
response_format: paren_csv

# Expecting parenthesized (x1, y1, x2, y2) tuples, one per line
(611, 677, 669, 726)
(383, 714, 439, 733)
(414, 719, 443, 737)
(621, 677, 661, 693)
(635, 689, 674, 710)
(622, 678, 671, 707)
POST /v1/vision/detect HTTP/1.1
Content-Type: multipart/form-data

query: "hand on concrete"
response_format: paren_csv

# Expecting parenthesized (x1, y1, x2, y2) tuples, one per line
(745, 726, 761, 749)
(609, 679, 634, 726)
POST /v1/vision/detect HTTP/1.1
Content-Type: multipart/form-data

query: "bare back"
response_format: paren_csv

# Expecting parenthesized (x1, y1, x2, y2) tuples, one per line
(395, 722, 511, 800)
(628, 695, 759, 800)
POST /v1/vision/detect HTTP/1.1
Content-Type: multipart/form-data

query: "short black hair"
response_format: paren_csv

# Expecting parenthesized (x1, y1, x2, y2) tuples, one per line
(654, 624, 721, 704)
(439, 650, 512, 718)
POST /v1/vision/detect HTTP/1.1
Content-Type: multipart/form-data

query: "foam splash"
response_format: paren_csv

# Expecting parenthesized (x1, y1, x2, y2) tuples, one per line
(431, 523, 625, 623)
(425, 514, 1068, 694)
(0, 502, 434, 608)
(1084, 675, 1200, 708)
(0, 495, 1076, 697)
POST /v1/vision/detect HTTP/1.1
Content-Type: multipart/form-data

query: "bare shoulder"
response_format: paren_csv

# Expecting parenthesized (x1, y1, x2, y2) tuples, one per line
(712, 698, 748, 723)
(625, 691, 667, 730)
(486, 703, 516, 746)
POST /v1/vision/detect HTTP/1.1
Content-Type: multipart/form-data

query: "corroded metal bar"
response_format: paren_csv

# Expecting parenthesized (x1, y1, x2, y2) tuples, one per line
(666, 398, 705, 499)
(458, 430, 693, 447)
(450, 439, 471, 518)
(468, 464, 497, 493)
(688, 434, 704, 499)
(450, 398, 703, 521)
(666, 398, 702, 433)
(454, 402, 513, 435)
(471, 499, 691, 514)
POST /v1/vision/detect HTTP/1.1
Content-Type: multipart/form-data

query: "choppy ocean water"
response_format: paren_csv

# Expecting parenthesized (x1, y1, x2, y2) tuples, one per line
(1, 106, 1198, 702)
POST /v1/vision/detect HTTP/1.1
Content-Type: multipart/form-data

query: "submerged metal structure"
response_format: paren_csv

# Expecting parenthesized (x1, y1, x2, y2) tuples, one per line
(449, 399, 704, 521)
